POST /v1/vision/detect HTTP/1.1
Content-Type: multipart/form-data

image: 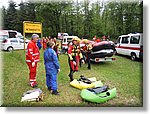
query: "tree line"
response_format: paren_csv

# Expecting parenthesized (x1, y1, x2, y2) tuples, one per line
(1, 0, 143, 40)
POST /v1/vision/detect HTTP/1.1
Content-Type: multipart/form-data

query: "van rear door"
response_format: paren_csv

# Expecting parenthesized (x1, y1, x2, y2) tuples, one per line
(129, 35, 141, 58)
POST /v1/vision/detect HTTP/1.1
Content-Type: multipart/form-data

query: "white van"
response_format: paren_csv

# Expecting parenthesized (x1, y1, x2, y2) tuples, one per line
(114, 33, 143, 61)
(0, 30, 24, 39)
(1, 38, 27, 51)
(57, 32, 69, 40)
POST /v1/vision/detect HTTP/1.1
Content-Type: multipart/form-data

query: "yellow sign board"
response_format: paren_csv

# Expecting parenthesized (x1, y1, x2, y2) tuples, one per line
(23, 22, 42, 33)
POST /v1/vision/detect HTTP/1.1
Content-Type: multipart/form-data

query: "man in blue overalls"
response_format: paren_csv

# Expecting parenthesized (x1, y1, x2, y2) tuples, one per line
(44, 41, 60, 95)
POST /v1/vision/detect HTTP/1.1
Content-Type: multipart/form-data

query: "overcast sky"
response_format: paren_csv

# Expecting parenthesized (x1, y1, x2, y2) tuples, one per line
(0, 0, 144, 9)
(0, 0, 28, 8)
(0, 0, 110, 8)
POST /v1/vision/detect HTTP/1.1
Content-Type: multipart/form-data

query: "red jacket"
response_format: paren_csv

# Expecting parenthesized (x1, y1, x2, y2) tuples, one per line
(26, 40, 40, 63)
(42, 39, 47, 50)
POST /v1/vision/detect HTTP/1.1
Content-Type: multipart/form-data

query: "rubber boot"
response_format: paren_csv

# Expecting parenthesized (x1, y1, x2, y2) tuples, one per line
(69, 70, 74, 82)
(69, 74, 73, 82)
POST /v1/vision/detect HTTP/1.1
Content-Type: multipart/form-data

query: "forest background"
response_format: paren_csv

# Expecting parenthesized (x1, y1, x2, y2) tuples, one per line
(1, 0, 143, 40)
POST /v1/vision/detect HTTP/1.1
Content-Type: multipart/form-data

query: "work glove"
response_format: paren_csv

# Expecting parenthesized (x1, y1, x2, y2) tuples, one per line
(73, 61, 77, 66)
(32, 62, 35, 67)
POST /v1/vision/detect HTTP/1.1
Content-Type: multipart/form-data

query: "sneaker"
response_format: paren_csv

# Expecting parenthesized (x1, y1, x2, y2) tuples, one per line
(52, 90, 59, 95)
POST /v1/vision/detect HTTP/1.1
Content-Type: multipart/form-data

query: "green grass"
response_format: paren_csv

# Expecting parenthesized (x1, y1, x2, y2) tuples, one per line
(1, 50, 143, 107)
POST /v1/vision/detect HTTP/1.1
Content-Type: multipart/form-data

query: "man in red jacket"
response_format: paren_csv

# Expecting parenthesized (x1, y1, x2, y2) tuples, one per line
(26, 34, 40, 88)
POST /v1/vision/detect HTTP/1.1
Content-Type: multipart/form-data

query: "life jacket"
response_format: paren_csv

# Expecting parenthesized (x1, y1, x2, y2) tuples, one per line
(83, 44, 92, 52)
(26, 40, 40, 63)
(71, 45, 81, 55)
(68, 44, 83, 60)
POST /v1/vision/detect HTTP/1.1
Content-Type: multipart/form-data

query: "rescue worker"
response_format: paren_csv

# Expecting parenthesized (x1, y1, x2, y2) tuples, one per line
(83, 39, 92, 70)
(96, 38, 101, 42)
(44, 41, 60, 95)
(79, 39, 86, 67)
(93, 35, 97, 42)
(93, 35, 101, 42)
(26, 34, 40, 88)
(68, 37, 85, 81)
(42, 37, 47, 50)
(53, 37, 59, 59)
(37, 38, 42, 50)
(102, 35, 106, 41)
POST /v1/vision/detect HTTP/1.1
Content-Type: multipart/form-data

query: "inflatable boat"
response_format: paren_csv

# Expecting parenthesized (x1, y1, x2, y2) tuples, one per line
(92, 41, 115, 52)
(89, 41, 115, 58)
(70, 76, 103, 89)
(80, 86, 116, 103)
(90, 49, 114, 58)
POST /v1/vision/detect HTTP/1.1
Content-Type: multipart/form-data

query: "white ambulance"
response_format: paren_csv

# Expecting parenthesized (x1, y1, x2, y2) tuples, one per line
(114, 33, 143, 61)
(57, 32, 69, 40)
(0, 30, 24, 39)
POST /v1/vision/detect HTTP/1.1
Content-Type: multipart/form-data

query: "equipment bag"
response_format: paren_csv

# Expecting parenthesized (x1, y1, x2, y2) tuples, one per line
(78, 75, 92, 84)
(21, 88, 44, 102)
(87, 85, 108, 94)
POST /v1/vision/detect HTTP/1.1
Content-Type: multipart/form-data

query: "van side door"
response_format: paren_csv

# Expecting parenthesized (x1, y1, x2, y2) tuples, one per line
(10, 39, 19, 49)
(119, 36, 130, 55)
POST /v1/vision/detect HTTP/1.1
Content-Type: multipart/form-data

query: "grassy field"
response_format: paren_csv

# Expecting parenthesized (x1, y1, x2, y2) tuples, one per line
(1, 50, 143, 107)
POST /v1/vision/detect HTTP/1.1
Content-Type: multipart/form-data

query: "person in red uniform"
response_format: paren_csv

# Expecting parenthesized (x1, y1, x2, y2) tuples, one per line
(68, 37, 85, 81)
(42, 37, 47, 50)
(102, 35, 106, 41)
(96, 38, 101, 42)
(93, 35, 97, 42)
(53, 37, 59, 59)
(26, 34, 40, 88)
(93, 35, 101, 42)
(82, 39, 92, 69)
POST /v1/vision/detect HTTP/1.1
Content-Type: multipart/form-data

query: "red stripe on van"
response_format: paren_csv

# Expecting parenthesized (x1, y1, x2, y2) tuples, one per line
(62, 44, 68, 46)
(116, 46, 140, 51)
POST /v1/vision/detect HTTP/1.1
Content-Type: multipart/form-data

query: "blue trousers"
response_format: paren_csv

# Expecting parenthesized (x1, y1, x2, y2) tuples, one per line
(46, 71, 57, 91)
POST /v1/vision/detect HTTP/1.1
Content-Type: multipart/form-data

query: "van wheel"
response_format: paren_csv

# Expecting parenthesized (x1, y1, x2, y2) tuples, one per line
(7, 47, 14, 52)
(131, 53, 137, 61)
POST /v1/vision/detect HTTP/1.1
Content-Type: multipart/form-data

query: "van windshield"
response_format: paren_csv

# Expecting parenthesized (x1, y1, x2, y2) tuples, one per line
(67, 38, 73, 42)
